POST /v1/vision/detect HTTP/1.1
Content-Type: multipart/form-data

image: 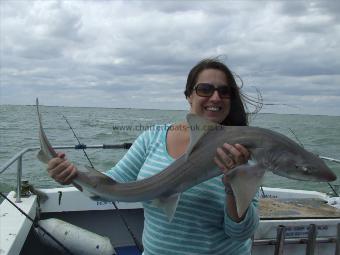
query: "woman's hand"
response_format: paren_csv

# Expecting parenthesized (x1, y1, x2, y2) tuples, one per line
(214, 143, 250, 187)
(214, 143, 250, 221)
(47, 152, 78, 185)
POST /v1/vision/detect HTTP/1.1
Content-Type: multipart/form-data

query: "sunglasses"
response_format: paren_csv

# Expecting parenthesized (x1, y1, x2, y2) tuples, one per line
(194, 83, 232, 99)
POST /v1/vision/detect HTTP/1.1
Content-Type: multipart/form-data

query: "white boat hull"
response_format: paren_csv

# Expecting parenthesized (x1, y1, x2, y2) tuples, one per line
(1, 187, 339, 255)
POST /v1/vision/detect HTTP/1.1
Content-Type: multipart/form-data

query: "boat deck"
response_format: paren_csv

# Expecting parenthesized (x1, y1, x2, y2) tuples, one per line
(260, 198, 340, 219)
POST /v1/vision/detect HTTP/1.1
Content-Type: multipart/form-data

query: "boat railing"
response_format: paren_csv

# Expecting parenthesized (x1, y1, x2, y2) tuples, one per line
(253, 223, 340, 255)
(0, 144, 339, 203)
(0, 143, 132, 203)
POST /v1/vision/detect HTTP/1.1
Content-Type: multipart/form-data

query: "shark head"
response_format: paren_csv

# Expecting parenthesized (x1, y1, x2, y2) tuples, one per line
(271, 149, 337, 182)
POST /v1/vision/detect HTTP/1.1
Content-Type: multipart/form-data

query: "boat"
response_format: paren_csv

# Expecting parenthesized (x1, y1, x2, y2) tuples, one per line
(1, 144, 340, 255)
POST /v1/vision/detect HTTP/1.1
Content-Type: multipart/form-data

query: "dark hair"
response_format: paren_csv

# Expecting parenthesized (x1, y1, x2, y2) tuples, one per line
(184, 58, 248, 126)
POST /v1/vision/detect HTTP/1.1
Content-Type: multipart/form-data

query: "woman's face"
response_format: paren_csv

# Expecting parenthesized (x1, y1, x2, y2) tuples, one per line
(188, 68, 231, 124)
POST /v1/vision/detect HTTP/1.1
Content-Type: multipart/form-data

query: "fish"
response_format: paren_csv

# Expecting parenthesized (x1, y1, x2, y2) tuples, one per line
(36, 98, 337, 219)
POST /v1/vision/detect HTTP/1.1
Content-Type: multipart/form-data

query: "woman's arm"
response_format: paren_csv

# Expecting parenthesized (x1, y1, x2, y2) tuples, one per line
(223, 193, 260, 241)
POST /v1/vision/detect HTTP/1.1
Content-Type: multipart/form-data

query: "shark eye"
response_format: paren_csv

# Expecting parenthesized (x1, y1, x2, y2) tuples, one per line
(295, 165, 310, 174)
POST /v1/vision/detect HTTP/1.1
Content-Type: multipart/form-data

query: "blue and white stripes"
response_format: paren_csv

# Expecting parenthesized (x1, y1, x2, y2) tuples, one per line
(106, 124, 259, 255)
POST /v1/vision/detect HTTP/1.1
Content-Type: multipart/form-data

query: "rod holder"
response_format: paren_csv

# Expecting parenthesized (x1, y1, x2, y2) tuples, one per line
(306, 224, 317, 255)
(335, 223, 340, 255)
(274, 225, 286, 255)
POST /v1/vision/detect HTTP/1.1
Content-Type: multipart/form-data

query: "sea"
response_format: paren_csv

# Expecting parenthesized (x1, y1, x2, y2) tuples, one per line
(1, 105, 339, 198)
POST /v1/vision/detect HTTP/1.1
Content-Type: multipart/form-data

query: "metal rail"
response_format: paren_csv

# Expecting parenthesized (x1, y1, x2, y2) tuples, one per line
(253, 223, 340, 255)
(320, 156, 340, 164)
(274, 225, 286, 255)
(306, 224, 317, 255)
(0, 143, 131, 202)
(336, 223, 340, 255)
(253, 236, 338, 246)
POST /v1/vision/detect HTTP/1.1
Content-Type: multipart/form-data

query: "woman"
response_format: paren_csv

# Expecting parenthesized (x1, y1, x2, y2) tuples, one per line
(48, 58, 259, 254)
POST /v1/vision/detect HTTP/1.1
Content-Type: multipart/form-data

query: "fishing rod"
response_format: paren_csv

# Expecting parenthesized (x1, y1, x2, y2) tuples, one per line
(0, 192, 75, 255)
(288, 128, 304, 148)
(328, 183, 339, 197)
(62, 114, 144, 253)
(62, 115, 94, 168)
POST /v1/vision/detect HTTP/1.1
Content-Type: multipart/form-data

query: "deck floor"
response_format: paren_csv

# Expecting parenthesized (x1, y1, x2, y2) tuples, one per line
(259, 198, 340, 219)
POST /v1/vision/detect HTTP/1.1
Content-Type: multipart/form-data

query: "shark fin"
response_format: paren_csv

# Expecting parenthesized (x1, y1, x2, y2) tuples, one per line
(185, 114, 223, 159)
(227, 164, 265, 217)
(152, 193, 181, 222)
(37, 149, 49, 164)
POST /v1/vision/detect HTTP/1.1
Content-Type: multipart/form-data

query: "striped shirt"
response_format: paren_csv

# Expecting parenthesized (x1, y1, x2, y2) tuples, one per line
(106, 124, 259, 255)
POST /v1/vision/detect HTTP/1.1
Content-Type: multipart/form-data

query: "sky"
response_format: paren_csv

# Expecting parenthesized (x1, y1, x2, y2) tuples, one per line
(0, 0, 339, 116)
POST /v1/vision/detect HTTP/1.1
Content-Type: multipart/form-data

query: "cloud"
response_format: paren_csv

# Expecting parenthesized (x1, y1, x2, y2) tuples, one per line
(0, 0, 339, 115)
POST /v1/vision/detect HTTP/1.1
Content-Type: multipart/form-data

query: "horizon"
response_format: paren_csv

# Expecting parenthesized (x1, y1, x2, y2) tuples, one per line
(1, 103, 339, 117)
